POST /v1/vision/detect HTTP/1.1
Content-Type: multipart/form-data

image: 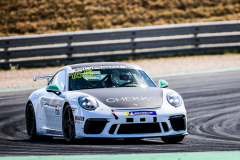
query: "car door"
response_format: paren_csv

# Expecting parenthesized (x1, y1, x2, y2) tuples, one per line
(42, 69, 66, 130)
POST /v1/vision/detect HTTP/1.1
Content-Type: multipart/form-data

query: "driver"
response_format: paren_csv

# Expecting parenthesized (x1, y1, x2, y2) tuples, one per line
(111, 70, 132, 86)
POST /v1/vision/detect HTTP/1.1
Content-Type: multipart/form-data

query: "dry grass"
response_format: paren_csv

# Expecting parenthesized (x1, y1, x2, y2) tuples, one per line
(1, 0, 240, 37)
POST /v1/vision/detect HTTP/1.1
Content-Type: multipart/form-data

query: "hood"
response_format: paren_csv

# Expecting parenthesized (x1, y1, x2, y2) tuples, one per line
(77, 87, 163, 109)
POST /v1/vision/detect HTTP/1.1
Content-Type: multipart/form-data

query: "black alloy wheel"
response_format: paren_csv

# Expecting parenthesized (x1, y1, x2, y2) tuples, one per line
(62, 104, 75, 143)
(25, 102, 37, 140)
(161, 135, 185, 144)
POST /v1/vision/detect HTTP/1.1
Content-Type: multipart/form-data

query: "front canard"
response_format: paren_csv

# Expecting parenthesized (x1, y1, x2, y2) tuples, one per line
(125, 111, 157, 116)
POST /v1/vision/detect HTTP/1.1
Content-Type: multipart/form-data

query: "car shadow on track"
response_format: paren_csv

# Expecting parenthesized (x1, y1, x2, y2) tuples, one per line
(9, 138, 184, 145)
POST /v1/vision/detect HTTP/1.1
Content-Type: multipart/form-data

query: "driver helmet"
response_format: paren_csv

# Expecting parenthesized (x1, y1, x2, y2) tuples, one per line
(112, 70, 132, 85)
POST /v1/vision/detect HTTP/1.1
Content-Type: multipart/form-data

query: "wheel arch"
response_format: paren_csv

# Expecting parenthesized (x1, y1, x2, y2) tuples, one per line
(25, 99, 32, 106)
(62, 101, 76, 142)
(25, 99, 38, 139)
(62, 101, 73, 125)
(62, 101, 71, 110)
(25, 99, 33, 113)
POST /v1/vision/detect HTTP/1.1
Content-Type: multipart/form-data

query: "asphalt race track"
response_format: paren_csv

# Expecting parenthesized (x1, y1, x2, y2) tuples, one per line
(0, 70, 240, 156)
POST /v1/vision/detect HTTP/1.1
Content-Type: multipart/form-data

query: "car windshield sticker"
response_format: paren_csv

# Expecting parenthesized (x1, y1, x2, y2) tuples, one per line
(69, 70, 93, 79)
(125, 111, 157, 116)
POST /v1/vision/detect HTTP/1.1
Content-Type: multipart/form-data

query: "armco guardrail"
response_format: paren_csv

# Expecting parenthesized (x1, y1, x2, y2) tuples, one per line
(0, 20, 240, 68)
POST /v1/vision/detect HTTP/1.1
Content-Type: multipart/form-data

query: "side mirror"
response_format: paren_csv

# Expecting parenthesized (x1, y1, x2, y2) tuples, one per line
(46, 84, 61, 95)
(158, 79, 169, 88)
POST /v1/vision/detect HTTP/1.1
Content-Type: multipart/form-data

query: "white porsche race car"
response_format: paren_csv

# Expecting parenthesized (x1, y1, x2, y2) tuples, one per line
(25, 62, 187, 143)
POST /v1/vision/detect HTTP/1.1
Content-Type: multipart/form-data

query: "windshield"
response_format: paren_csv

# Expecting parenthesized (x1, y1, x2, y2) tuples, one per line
(69, 69, 156, 91)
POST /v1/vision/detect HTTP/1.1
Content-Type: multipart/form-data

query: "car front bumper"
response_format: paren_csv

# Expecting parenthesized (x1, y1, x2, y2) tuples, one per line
(74, 108, 188, 139)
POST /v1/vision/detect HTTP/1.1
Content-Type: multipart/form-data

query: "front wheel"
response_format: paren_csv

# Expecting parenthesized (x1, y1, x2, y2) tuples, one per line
(161, 136, 184, 144)
(62, 104, 75, 143)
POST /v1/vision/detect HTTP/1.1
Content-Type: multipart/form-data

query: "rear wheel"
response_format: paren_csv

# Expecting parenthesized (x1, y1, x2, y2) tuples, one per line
(26, 102, 53, 141)
(161, 136, 184, 144)
(25, 102, 37, 140)
(62, 104, 75, 143)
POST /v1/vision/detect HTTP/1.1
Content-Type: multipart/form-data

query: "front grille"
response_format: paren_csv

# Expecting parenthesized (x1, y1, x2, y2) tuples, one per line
(169, 115, 186, 131)
(84, 118, 107, 134)
(117, 123, 161, 134)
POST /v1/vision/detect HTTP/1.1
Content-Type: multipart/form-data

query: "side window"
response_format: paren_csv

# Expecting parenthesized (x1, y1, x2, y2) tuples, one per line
(51, 70, 66, 92)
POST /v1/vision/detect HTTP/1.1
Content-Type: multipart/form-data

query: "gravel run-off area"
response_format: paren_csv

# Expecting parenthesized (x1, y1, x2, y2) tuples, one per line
(0, 54, 240, 89)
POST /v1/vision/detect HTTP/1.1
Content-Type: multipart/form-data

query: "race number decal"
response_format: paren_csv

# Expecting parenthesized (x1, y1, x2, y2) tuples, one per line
(69, 70, 93, 79)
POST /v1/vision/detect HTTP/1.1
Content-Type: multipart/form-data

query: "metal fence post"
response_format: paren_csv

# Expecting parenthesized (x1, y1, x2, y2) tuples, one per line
(194, 27, 199, 48)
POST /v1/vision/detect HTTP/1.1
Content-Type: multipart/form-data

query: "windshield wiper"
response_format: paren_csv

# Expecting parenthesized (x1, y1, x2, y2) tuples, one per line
(78, 87, 97, 90)
(125, 86, 138, 87)
(124, 84, 138, 87)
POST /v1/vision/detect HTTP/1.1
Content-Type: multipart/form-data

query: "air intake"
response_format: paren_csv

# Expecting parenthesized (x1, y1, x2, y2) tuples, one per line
(169, 115, 186, 131)
(84, 118, 108, 134)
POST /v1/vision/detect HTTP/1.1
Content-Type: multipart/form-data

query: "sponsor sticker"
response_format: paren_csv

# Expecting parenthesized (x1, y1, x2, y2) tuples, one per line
(54, 106, 60, 117)
(75, 115, 84, 121)
(125, 111, 157, 116)
(75, 121, 83, 125)
(106, 97, 157, 103)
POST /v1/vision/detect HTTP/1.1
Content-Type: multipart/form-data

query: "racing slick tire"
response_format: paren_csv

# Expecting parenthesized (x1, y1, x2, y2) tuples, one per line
(62, 104, 75, 143)
(25, 102, 38, 140)
(161, 136, 184, 144)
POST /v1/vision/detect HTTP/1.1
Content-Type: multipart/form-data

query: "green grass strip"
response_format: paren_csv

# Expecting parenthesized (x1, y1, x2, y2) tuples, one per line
(1, 151, 240, 160)
(0, 85, 45, 92)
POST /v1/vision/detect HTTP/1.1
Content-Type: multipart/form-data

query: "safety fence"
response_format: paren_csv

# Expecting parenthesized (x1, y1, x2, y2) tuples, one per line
(0, 20, 240, 68)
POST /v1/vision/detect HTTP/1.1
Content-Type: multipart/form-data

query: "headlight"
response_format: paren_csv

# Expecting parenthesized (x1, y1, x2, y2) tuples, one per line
(167, 92, 182, 107)
(78, 95, 98, 111)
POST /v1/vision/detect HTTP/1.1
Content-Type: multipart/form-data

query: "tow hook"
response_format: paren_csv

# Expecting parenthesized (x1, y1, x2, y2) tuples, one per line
(111, 110, 119, 120)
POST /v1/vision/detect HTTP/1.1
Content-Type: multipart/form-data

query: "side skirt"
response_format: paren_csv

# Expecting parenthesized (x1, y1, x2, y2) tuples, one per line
(38, 127, 64, 137)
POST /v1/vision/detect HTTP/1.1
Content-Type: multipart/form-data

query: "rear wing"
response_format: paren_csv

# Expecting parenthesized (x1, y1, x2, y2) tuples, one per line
(33, 74, 53, 83)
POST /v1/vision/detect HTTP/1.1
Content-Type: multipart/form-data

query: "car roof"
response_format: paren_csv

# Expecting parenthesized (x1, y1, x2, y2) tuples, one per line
(68, 62, 136, 69)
